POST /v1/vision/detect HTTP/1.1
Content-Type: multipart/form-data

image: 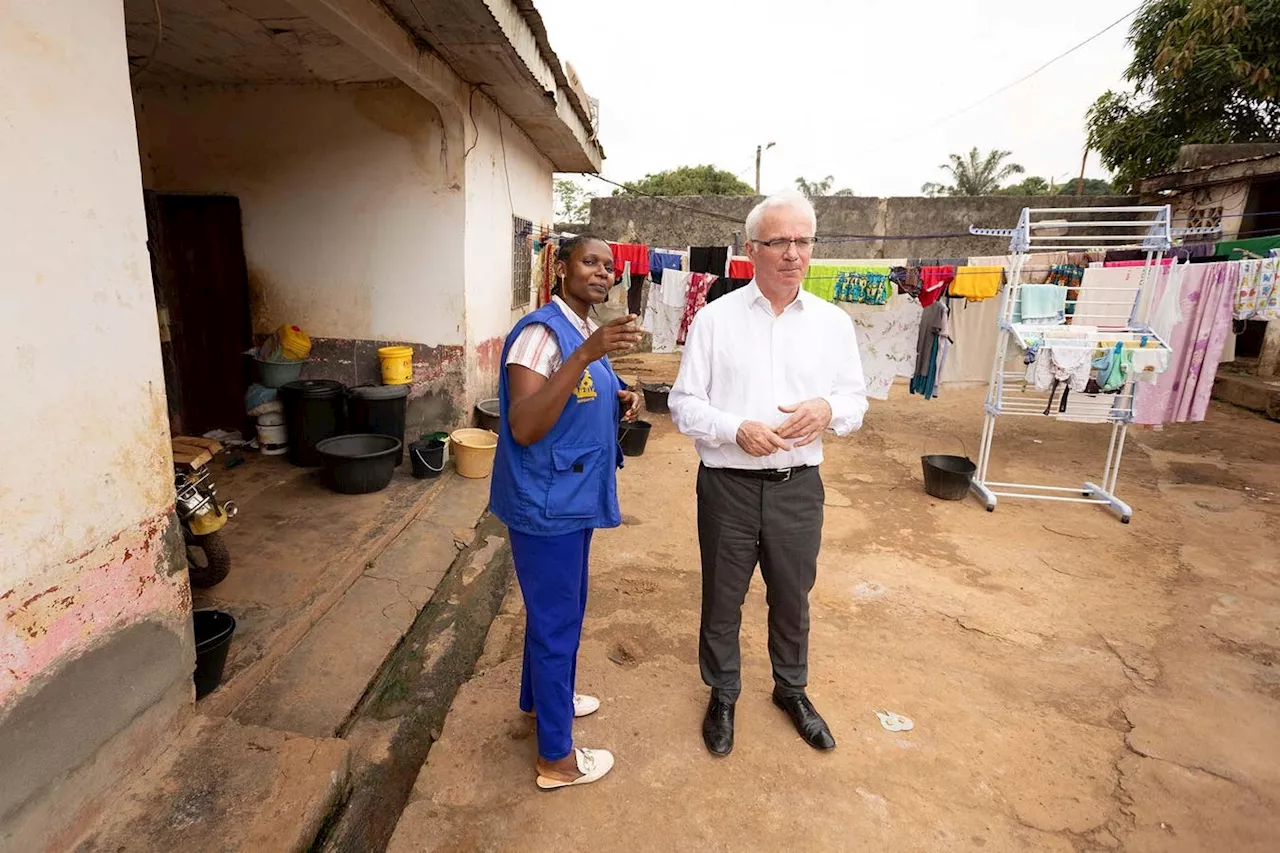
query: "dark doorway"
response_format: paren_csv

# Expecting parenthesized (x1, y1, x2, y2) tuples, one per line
(145, 193, 253, 436)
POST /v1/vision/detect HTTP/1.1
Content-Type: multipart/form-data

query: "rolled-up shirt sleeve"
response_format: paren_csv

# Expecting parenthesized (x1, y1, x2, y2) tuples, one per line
(669, 314, 745, 446)
(823, 312, 869, 436)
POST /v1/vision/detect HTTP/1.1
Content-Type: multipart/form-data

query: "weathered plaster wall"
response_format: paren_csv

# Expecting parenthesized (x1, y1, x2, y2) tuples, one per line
(0, 2, 193, 847)
(463, 92, 555, 402)
(134, 82, 466, 345)
(589, 194, 1142, 259)
(134, 81, 474, 429)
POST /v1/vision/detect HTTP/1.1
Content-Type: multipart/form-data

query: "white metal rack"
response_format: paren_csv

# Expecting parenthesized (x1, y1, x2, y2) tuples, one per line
(965, 206, 1218, 523)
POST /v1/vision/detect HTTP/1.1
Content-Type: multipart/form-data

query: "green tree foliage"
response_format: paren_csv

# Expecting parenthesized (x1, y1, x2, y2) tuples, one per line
(1086, 0, 1280, 191)
(993, 176, 1116, 195)
(920, 148, 1025, 196)
(795, 175, 855, 198)
(554, 178, 592, 222)
(613, 165, 754, 196)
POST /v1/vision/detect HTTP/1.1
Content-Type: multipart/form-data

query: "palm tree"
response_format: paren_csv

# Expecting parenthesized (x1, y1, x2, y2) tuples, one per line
(795, 175, 855, 198)
(920, 148, 1025, 196)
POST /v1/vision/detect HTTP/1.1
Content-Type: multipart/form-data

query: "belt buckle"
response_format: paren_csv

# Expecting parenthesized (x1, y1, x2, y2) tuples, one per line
(776, 467, 793, 482)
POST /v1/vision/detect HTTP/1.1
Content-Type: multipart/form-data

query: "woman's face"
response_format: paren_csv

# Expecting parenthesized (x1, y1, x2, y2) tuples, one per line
(558, 240, 615, 305)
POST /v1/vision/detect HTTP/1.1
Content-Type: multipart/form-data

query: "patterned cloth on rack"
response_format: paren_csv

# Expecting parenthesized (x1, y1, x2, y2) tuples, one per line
(836, 267, 893, 305)
(1234, 258, 1279, 321)
(890, 266, 913, 297)
(1133, 262, 1238, 425)
(1046, 264, 1084, 320)
(840, 295, 924, 400)
(1023, 251, 1069, 283)
(677, 273, 715, 346)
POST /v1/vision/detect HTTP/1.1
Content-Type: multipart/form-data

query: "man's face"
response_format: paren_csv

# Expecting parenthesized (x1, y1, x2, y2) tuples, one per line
(745, 206, 815, 290)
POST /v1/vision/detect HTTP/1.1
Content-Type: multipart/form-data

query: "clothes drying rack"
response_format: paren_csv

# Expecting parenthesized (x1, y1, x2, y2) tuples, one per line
(964, 206, 1217, 523)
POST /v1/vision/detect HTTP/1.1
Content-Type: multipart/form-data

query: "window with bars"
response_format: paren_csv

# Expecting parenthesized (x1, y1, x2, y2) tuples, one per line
(512, 215, 532, 309)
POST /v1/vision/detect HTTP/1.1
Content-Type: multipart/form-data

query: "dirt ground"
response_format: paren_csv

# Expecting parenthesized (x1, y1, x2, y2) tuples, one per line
(388, 356, 1279, 853)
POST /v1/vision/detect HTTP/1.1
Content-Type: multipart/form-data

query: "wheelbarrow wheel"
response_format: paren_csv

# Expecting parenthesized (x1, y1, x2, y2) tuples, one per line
(186, 529, 231, 588)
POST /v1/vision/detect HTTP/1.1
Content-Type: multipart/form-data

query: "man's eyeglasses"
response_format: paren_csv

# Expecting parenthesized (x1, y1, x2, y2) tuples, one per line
(751, 237, 819, 251)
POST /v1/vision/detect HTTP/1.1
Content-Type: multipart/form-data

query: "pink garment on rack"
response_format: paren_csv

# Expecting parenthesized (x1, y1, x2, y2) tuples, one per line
(1133, 262, 1237, 425)
(1104, 258, 1175, 268)
(677, 273, 715, 345)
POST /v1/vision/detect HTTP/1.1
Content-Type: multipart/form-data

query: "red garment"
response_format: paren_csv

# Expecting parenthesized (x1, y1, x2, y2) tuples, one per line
(609, 242, 649, 277)
(678, 273, 716, 345)
(728, 258, 755, 279)
(918, 266, 955, 307)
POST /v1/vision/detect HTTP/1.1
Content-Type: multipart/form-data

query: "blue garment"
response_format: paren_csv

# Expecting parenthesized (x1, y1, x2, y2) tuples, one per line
(649, 250, 684, 284)
(490, 303, 625, 536)
(511, 527, 592, 760)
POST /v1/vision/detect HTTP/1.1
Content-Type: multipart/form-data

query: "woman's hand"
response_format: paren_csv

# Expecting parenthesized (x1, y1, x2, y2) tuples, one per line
(618, 389, 642, 422)
(580, 315, 642, 363)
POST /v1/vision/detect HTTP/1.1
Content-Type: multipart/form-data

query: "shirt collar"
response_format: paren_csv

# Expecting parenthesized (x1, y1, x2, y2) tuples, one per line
(746, 279, 806, 315)
(552, 295, 597, 337)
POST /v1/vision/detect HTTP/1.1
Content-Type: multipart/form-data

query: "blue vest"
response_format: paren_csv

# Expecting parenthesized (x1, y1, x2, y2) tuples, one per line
(489, 303, 624, 536)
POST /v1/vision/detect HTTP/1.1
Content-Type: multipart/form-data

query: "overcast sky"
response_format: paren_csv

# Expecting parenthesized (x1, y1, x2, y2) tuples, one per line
(537, 0, 1139, 198)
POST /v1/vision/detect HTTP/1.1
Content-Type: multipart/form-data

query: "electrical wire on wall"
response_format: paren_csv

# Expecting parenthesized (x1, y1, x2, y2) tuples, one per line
(130, 0, 164, 78)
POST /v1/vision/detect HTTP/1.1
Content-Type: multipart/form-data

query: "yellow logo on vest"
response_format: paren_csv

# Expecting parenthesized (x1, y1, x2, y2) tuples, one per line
(574, 370, 598, 402)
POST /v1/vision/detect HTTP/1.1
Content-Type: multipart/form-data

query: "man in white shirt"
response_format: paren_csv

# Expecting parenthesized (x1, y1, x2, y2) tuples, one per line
(669, 190, 868, 757)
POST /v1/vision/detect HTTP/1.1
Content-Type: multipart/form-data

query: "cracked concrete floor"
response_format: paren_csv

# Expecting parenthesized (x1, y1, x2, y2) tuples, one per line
(388, 377, 1279, 853)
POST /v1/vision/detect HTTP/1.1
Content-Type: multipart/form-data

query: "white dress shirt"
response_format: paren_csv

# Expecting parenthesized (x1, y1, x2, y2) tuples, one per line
(669, 280, 868, 469)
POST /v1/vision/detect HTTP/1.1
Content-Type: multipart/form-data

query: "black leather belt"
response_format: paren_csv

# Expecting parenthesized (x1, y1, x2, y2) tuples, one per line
(717, 465, 813, 483)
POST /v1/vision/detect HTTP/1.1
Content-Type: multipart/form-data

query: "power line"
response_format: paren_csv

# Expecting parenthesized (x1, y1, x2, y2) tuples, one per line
(867, 4, 1143, 152)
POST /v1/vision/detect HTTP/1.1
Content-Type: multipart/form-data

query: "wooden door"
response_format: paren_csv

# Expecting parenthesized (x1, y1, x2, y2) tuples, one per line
(146, 193, 253, 437)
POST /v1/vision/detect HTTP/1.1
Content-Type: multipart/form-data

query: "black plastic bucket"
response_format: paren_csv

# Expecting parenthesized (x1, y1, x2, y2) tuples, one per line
(409, 438, 446, 479)
(316, 433, 401, 494)
(193, 609, 236, 700)
(642, 384, 671, 414)
(475, 398, 500, 433)
(618, 420, 652, 457)
(279, 379, 346, 467)
(921, 454, 976, 500)
(348, 384, 409, 467)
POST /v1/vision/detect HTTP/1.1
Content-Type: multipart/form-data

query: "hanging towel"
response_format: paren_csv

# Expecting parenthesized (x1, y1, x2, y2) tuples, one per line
(803, 264, 840, 302)
(728, 257, 755, 279)
(689, 246, 729, 277)
(1015, 285, 1068, 325)
(609, 242, 649, 276)
(918, 266, 955, 307)
(648, 250, 684, 284)
(660, 268, 692, 308)
(949, 266, 1004, 302)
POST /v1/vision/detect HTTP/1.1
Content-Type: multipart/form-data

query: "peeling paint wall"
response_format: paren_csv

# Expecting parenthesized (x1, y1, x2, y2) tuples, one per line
(463, 92, 555, 402)
(0, 1, 194, 847)
(133, 82, 468, 348)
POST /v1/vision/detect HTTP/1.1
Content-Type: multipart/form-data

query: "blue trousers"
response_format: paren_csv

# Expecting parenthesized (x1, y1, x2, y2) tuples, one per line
(510, 527, 592, 761)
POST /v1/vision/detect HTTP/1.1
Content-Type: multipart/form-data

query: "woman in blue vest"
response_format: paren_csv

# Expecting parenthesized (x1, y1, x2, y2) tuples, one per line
(490, 235, 642, 789)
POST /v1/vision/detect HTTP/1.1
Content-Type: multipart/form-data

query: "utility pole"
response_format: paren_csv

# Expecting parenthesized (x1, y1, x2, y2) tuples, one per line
(755, 142, 775, 194)
(1077, 147, 1089, 196)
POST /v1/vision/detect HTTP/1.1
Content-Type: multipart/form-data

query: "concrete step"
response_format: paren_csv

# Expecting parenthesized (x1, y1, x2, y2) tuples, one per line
(1212, 371, 1280, 419)
(231, 474, 493, 738)
(71, 715, 349, 853)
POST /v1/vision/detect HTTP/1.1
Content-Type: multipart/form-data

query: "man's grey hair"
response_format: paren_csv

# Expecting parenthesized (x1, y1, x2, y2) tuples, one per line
(744, 190, 818, 241)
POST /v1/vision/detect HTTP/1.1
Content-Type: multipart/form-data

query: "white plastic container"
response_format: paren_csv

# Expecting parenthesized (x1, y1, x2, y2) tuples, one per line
(256, 412, 288, 455)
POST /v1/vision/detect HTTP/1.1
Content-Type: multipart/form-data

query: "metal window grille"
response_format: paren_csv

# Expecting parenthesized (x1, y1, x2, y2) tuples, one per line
(512, 216, 532, 309)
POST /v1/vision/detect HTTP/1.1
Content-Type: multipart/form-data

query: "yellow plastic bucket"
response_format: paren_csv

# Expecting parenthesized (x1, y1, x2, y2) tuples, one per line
(378, 345, 413, 385)
(450, 428, 498, 479)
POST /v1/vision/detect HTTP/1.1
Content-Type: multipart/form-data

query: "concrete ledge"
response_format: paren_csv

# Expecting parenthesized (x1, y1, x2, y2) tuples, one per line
(70, 715, 350, 853)
(1213, 373, 1280, 420)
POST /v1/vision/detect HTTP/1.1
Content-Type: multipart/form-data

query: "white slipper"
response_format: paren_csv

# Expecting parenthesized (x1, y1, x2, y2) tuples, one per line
(526, 694, 601, 719)
(536, 747, 615, 790)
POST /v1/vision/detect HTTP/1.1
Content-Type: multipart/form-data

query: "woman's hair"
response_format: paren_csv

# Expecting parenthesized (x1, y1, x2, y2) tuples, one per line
(551, 233, 608, 297)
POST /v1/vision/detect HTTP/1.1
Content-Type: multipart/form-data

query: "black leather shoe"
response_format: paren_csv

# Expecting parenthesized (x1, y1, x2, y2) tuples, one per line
(772, 690, 836, 750)
(702, 698, 735, 756)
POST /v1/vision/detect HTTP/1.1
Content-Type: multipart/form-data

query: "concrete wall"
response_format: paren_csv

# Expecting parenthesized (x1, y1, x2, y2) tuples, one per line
(133, 81, 471, 429)
(463, 92, 555, 401)
(0, 3, 193, 848)
(589, 194, 1141, 259)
